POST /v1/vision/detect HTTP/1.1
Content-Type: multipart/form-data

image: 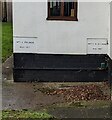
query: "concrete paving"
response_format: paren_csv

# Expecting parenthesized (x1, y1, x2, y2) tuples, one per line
(2, 55, 112, 119)
(2, 80, 111, 119)
(2, 81, 64, 110)
(2, 55, 13, 81)
(48, 107, 111, 119)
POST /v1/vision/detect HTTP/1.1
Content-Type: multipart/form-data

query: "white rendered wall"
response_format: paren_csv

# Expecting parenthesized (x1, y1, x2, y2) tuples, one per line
(13, 2, 110, 56)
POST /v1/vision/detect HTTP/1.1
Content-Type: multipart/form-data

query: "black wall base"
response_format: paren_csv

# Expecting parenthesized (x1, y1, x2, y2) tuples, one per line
(13, 53, 111, 82)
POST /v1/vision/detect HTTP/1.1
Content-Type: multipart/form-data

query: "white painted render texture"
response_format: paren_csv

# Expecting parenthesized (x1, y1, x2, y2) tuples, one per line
(13, 1, 111, 58)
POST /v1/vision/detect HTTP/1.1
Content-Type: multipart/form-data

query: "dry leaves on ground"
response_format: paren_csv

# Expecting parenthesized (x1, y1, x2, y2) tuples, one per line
(44, 84, 110, 101)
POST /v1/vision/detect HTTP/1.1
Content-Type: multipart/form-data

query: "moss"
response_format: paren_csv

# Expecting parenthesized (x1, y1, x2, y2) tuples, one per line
(2, 110, 53, 119)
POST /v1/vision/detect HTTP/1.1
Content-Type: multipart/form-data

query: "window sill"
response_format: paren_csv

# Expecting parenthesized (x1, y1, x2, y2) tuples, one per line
(46, 17, 78, 21)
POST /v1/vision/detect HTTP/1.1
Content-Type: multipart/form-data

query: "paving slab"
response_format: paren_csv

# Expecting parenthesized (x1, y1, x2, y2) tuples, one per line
(48, 107, 111, 119)
(2, 81, 64, 110)
(2, 55, 13, 81)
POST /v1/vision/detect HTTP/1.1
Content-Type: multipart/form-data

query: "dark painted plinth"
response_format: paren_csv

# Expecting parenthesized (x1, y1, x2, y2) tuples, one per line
(13, 53, 111, 82)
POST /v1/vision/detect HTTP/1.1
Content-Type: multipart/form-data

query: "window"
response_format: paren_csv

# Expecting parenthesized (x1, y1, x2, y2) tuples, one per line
(47, 0, 78, 21)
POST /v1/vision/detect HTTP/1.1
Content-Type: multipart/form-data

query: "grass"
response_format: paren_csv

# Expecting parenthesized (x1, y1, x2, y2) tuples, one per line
(2, 110, 54, 120)
(2, 22, 13, 62)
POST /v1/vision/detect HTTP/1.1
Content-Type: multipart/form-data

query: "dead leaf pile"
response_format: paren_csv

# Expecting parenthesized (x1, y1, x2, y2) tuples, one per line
(45, 84, 110, 101)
